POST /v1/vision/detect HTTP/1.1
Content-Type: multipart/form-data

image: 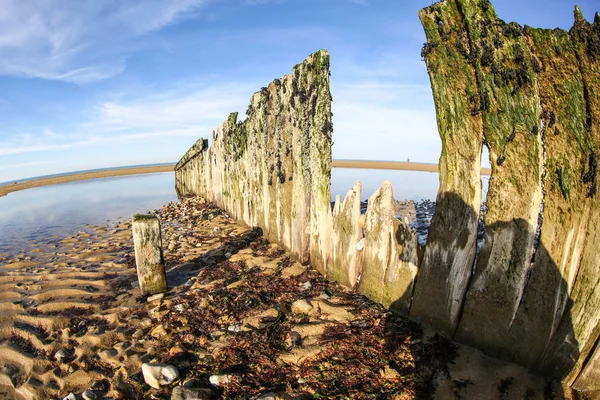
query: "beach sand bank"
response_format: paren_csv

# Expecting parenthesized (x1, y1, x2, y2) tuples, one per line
(1, 160, 492, 199)
(0, 165, 175, 198)
(0, 196, 566, 399)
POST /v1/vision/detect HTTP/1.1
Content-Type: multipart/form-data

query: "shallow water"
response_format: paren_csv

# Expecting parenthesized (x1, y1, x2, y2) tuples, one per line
(0, 172, 178, 254)
(0, 169, 488, 254)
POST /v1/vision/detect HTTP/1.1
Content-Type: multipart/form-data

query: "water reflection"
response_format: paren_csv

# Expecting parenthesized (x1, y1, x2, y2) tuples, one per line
(0, 169, 489, 255)
(0, 173, 178, 254)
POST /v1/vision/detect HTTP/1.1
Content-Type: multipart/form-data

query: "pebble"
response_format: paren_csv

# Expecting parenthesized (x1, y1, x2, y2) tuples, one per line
(257, 392, 293, 400)
(174, 304, 187, 312)
(91, 379, 110, 391)
(141, 363, 179, 389)
(132, 329, 145, 339)
(291, 299, 313, 314)
(171, 386, 214, 400)
(227, 324, 241, 333)
(147, 293, 165, 302)
(82, 390, 98, 400)
(54, 349, 70, 363)
(209, 374, 241, 387)
(150, 324, 168, 338)
(301, 281, 312, 290)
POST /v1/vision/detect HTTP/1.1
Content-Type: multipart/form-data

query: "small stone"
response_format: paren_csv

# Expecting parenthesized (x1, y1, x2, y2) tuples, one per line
(301, 281, 312, 290)
(132, 329, 145, 339)
(171, 386, 214, 400)
(63, 393, 77, 400)
(225, 252, 232, 258)
(291, 299, 313, 314)
(169, 344, 187, 356)
(82, 390, 98, 400)
(55, 349, 70, 363)
(174, 304, 187, 312)
(257, 392, 293, 400)
(350, 320, 369, 328)
(209, 374, 241, 387)
(227, 324, 241, 333)
(142, 363, 179, 389)
(150, 324, 168, 338)
(91, 379, 110, 391)
(147, 293, 165, 302)
(318, 292, 330, 300)
(131, 281, 140, 288)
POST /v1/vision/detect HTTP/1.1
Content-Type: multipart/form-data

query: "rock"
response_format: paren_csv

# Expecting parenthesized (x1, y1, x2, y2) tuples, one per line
(169, 344, 187, 356)
(151, 324, 168, 338)
(291, 299, 313, 314)
(63, 393, 77, 400)
(281, 262, 307, 278)
(55, 349, 71, 363)
(142, 363, 179, 389)
(301, 281, 312, 290)
(208, 374, 241, 387)
(171, 386, 214, 400)
(132, 329, 145, 339)
(257, 392, 294, 400)
(174, 304, 187, 312)
(82, 390, 98, 400)
(91, 379, 110, 391)
(147, 293, 165, 302)
(227, 324, 241, 333)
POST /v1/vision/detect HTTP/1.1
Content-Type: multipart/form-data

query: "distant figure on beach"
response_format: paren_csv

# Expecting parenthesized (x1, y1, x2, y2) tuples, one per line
(407, 157, 410, 163)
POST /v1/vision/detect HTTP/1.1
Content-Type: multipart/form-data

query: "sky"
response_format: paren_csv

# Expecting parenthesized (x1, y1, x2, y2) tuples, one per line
(0, 0, 597, 182)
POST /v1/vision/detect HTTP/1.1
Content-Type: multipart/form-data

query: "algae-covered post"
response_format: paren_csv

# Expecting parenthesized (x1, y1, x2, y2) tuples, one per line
(132, 214, 168, 295)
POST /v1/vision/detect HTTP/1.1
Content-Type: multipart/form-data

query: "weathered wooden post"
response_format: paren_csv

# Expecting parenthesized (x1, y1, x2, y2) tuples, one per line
(132, 214, 167, 295)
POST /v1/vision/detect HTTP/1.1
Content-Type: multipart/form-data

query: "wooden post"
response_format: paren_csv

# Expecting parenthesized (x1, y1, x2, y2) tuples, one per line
(132, 214, 167, 295)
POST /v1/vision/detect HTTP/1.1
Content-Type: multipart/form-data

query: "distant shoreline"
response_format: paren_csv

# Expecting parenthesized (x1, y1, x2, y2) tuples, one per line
(332, 159, 492, 176)
(0, 160, 492, 198)
(0, 164, 175, 197)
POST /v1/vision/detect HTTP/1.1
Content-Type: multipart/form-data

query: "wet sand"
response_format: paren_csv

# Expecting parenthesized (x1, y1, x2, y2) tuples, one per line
(0, 165, 175, 198)
(0, 196, 569, 399)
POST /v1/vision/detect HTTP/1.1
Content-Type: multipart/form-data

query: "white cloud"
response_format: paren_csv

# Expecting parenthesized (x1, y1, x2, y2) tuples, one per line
(0, 0, 207, 83)
(0, 80, 257, 155)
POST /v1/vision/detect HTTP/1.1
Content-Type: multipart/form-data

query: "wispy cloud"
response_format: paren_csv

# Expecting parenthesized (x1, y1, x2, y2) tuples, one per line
(0, 79, 257, 155)
(0, 0, 207, 84)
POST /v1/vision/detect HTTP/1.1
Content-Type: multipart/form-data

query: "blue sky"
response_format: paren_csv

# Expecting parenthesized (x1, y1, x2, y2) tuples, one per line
(0, 0, 597, 182)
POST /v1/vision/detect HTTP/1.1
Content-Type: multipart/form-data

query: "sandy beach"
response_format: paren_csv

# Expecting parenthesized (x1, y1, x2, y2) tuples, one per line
(332, 160, 492, 176)
(0, 165, 175, 198)
(0, 194, 568, 399)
